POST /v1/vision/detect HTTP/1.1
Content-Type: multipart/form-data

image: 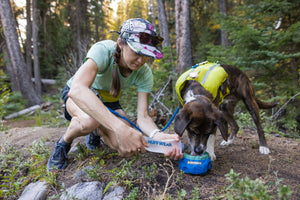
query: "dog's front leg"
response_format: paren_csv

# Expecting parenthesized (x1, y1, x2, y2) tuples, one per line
(219, 99, 238, 146)
(206, 134, 216, 161)
(220, 134, 235, 146)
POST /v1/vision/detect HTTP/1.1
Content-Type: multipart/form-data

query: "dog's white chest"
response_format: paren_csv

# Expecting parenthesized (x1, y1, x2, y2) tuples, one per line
(184, 90, 197, 104)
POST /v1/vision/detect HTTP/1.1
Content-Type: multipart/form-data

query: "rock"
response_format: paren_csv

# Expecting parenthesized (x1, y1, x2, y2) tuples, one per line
(18, 181, 48, 200)
(103, 186, 124, 200)
(274, 133, 281, 137)
(60, 181, 104, 200)
(72, 165, 94, 180)
(60, 181, 125, 200)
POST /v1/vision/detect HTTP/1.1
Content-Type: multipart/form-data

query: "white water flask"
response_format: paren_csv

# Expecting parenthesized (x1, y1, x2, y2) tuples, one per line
(144, 136, 183, 154)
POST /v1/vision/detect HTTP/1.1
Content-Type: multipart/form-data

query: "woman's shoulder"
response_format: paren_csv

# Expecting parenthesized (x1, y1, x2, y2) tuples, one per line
(86, 40, 116, 72)
(93, 40, 116, 47)
(90, 40, 116, 53)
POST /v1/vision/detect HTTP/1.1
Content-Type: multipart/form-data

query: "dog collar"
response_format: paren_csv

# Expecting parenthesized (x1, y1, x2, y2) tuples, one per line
(183, 94, 208, 105)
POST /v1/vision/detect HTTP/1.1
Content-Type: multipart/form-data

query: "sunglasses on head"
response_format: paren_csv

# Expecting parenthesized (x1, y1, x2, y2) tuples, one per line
(122, 31, 164, 46)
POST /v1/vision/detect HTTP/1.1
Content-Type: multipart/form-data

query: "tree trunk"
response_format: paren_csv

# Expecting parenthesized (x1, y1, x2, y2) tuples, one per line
(73, 0, 88, 63)
(0, 40, 20, 91)
(149, 0, 157, 29)
(68, 0, 88, 65)
(218, 0, 229, 48)
(156, 0, 176, 76)
(287, 14, 299, 90)
(175, 0, 193, 74)
(26, 0, 32, 76)
(32, 0, 42, 96)
(0, 0, 42, 106)
(75, 0, 82, 62)
(156, 0, 171, 47)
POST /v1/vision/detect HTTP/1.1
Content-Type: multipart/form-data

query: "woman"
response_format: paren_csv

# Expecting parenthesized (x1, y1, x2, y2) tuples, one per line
(47, 18, 183, 171)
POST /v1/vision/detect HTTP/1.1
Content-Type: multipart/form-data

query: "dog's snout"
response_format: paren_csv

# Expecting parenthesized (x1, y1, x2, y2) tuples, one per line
(194, 147, 204, 155)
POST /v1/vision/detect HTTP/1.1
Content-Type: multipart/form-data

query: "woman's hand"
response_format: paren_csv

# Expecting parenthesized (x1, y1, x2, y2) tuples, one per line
(153, 132, 184, 160)
(101, 126, 149, 157)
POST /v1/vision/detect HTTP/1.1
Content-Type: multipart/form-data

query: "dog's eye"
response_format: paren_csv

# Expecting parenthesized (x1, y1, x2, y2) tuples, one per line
(206, 121, 217, 132)
(207, 122, 213, 127)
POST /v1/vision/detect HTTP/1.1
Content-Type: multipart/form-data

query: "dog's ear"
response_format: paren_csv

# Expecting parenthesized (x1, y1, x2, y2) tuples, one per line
(215, 112, 229, 141)
(174, 112, 191, 137)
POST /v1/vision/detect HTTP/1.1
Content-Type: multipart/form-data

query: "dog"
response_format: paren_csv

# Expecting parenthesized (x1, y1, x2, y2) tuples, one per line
(174, 62, 277, 161)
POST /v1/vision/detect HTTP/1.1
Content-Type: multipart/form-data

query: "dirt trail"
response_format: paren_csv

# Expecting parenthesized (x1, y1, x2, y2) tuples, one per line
(1, 120, 300, 199)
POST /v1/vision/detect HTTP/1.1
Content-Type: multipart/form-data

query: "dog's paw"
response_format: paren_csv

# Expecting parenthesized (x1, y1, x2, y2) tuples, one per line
(207, 151, 216, 161)
(259, 146, 270, 154)
(220, 139, 233, 146)
(210, 153, 216, 161)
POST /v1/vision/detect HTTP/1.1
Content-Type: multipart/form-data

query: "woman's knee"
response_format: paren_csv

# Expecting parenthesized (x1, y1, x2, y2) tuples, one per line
(71, 116, 99, 134)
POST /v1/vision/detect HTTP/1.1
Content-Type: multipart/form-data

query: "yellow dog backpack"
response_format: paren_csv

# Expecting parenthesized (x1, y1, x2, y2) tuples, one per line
(175, 61, 230, 105)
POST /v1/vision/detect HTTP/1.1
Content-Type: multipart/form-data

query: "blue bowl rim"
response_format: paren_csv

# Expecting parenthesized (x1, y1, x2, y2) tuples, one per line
(182, 152, 210, 160)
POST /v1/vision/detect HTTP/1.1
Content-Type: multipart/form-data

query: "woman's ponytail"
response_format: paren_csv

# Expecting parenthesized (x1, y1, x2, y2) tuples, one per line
(110, 65, 121, 98)
(110, 39, 126, 98)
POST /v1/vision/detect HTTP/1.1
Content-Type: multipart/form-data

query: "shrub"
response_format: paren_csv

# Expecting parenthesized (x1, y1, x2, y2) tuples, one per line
(217, 169, 293, 200)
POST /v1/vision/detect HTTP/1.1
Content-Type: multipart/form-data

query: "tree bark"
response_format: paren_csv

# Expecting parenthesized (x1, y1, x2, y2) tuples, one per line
(156, 0, 171, 47)
(287, 14, 299, 90)
(74, 0, 88, 63)
(218, 0, 229, 48)
(0, 0, 42, 106)
(26, 0, 32, 76)
(175, 0, 193, 74)
(75, 0, 82, 62)
(0, 40, 20, 91)
(32, 0, 42, 96)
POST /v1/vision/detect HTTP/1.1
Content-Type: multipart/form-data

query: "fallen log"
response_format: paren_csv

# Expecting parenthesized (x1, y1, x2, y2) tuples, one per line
(31, 78, 56, 85)
(4, 105, 41, 120)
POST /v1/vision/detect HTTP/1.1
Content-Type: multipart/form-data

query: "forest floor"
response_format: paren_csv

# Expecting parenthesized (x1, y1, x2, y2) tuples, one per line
(2, 119, 300, 199)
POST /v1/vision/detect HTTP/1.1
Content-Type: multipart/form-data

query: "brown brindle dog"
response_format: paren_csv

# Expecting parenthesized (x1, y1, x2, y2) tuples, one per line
(174, 64, 277, 161)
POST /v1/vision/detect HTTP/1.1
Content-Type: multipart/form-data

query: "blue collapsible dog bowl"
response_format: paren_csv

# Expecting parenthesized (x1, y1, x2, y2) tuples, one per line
(179, 152, 211, 175)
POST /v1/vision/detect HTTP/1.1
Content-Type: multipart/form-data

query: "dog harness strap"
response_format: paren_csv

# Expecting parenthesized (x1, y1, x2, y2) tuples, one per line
(175, 62, 230, 105)
(201, 64, 217, 85)
(107, 107, 143, 133)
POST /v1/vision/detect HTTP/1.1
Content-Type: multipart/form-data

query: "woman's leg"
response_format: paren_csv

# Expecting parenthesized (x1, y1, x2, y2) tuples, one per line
(85, 101, 129, 149)
(62, 97, 99, 143)
(47, 97, 99, 171)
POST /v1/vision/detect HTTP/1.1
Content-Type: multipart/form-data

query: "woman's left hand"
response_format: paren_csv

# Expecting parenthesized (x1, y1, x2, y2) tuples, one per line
(153, 132, 184, 160)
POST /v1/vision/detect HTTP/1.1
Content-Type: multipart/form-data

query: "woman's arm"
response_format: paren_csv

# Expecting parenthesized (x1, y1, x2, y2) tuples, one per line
(68, 59, 148, 156)
(136, 92, 160, 136)
(68, 59, 121, 133)
(137, 92, 183, 160)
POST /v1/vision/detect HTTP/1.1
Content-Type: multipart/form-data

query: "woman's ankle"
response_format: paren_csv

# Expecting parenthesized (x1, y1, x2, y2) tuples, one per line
(59, 135, 72, 144)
